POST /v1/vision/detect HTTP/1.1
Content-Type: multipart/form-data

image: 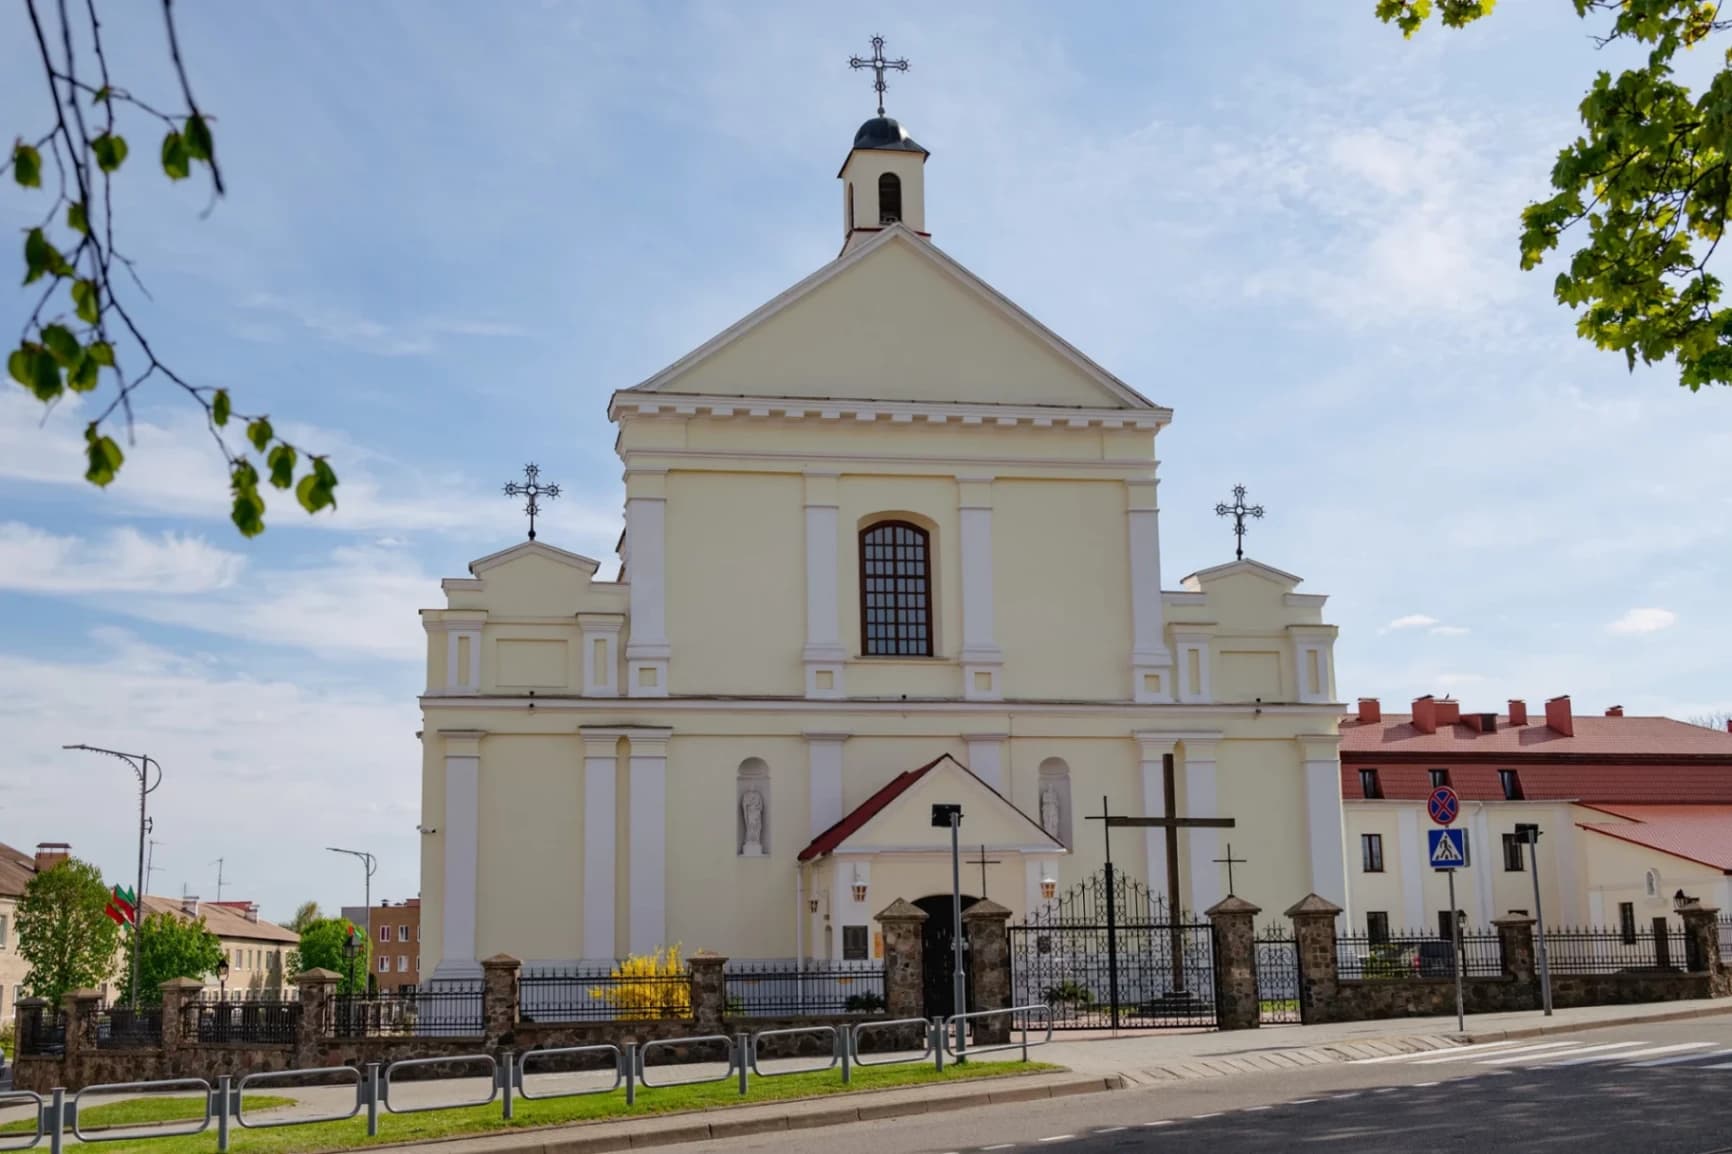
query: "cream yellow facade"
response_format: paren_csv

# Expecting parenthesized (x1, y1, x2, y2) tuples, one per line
(417, 116, 1345, 980)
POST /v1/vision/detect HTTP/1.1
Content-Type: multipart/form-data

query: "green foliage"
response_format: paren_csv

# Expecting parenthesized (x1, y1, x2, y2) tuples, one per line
(287, 901, 323, 935)
(118, 912, 225, 1005)
(16, 857, 120, 1006)
(1378, 0, 1732, 390)
(843, 991, 887, 1013)
(286, 918, 371, 994)
(9, 3, 339, 535)
(1042, 980, 1095, 1007)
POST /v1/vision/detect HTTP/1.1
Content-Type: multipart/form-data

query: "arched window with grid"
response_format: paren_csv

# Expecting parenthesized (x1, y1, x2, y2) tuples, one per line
(859, 520, 933, 656)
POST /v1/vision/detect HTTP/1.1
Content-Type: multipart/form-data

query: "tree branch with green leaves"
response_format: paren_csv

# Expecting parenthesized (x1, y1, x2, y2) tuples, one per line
(1377, 0, 1732, 390)
(7, 0, 337, 535)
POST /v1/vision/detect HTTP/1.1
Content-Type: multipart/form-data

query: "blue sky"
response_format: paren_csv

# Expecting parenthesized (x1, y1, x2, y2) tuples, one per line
(2, 2, 1728, 921)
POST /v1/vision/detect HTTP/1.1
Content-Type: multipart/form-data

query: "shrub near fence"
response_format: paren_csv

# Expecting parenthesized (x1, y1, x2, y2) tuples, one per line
(520, 967, 689, 1023)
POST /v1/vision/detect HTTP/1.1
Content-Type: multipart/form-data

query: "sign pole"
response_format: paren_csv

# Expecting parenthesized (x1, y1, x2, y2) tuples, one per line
(1524, 827, 1554, 1017)
(1447, 868, 1463, 1033)
(950, 810, 967, 1060)
(1099, 796, 1121, 1032)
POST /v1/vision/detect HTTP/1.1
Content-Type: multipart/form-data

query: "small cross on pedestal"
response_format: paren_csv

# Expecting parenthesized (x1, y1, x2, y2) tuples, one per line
(503, 463, 560, 541)
(849, 35, 909, 117)
(1214, 484, 1265, 561)
(1213, 843, 1248, 897)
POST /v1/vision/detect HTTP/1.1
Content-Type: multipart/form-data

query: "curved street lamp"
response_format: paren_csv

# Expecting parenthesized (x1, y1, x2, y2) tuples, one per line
(62, 744, 162, 1010)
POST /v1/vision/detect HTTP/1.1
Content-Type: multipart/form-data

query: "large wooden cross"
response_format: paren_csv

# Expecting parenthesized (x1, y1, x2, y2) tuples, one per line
(1086, 754, 1236, 992)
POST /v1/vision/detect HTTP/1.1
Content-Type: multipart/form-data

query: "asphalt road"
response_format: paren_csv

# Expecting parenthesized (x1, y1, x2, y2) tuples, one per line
(700, 1017, 1732, 1153)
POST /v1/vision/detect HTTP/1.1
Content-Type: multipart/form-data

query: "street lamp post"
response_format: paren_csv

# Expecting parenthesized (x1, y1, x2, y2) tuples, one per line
(217, 956, 229, 1002)
(62, 744, 162, 1010)
(343, 929, 361, 997)
(326, 846, 378, 925)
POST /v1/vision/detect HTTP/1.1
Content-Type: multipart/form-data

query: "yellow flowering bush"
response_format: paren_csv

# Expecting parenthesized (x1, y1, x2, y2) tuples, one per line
(591, 945, 691, 1019)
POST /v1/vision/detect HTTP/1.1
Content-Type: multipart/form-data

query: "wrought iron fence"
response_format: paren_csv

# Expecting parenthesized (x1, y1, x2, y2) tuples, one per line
(1337, 930, 1502, 981)
(1254, 924, 1301, 1023)
(1720, 918, 1732, 964)
(19, 1009, 67, 1056)
(1541, 926, 1690, 975)
(196, 987, 298, 1003)
(95, 1005, 163, 1049)
(519, 966, 690, 1023)
(196, 1000, 301, 1044)
(723, 961, 886, 1016)
(334, 985, 483, 1037)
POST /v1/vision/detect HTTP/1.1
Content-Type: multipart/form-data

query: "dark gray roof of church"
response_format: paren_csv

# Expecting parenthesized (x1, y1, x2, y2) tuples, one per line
(852, 116, 928, 156)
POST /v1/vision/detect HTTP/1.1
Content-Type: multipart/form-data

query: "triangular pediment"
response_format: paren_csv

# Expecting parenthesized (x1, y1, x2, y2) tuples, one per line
(625, 226, 1156, 411)
(1180, 558, 1304, 592)
(801, 753, 1065, 860)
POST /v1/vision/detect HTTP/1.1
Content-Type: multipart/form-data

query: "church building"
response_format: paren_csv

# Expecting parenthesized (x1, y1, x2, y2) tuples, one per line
(416, 94, 1347, 988)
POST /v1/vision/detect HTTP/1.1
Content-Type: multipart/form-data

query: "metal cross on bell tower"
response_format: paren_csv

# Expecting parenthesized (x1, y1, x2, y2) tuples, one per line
(1214, 483, 1265, 561)
(849, 35, 909, 117)
(503, 463, 560, 541)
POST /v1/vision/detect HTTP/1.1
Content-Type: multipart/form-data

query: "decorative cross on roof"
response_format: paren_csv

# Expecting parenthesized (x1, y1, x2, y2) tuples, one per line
(1213, 843, 1248, 897)
(849, 35, 909, 117)
(1214, 483, 1265, 561)
(503, 463, 560, 541)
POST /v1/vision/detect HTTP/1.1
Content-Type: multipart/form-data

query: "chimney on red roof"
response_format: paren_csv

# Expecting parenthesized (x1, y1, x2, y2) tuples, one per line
(1436, 698, 1461, 726)
(1412, 695, 1438, 735)
(245, 903, 260, 923)
(33, 843, 70, 873)
(1357, 698, 1382, 724)
(1545, 695, 1574, 737)
(1605, 705, 1623, 718)
(1508, 699, 1528, 726)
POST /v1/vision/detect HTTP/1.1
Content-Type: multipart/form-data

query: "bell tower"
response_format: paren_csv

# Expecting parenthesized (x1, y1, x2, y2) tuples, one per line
(841, 36, 928, 254)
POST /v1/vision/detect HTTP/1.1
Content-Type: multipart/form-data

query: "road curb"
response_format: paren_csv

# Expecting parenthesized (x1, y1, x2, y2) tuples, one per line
(382, 1073, 1124, 1154)
(1461, 1001, 1732, 1043)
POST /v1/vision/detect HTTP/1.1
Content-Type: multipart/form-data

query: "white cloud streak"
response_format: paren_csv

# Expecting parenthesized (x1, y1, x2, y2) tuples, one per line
(1607, 607, 1678, 636)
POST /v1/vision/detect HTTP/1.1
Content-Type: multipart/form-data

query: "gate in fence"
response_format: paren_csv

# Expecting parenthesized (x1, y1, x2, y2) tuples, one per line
(1254, 923, 1301, 1024)
(1009, 868, 1217, 1030)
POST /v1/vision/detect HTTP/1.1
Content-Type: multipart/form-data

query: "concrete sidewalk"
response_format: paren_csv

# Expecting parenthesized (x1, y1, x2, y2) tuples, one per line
(1034, 998, 1732, 1083)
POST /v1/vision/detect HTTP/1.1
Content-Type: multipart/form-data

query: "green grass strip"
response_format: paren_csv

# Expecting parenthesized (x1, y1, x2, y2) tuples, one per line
(81, 1060, 1057, 1154)
(0, 1095, 296, 1135)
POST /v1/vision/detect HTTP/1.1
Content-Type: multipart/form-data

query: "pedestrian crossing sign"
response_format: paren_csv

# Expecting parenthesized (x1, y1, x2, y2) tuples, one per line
(1428, 828, 1467, 870)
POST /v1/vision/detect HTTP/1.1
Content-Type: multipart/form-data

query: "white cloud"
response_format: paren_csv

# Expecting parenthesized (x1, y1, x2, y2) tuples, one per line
(1607, 607, 1679, 636)
(0, 632, 420, 920)
(1384, 614, 1440, 631)
(0, 523, 246, 595)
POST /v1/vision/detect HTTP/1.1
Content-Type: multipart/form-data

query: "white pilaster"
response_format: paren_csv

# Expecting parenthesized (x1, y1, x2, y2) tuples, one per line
(429, 616, 485, 695)
(627, 730, 672, 953)
(1134, 734, 1179, 902)
(805, 732, 848, 838)
(1127, 480, 1174, 703)
(624, 487, 670, 697)
(433, 733, 482, 981)
(1551, 818, 1582, 925)
(1291, 631, 1334, 705)
(581, 731, 620, 960)
(1182, 740, 1222, 914)
(802, 476, 846, 698)
(578, 615, 623, 698)
(1299, 737, 1348, 912)
(1470, 807, 1494, 922)
(958, 477, 1003, 701)
(1396, 808, 1425, 929)
(964, 733, 1007, 791)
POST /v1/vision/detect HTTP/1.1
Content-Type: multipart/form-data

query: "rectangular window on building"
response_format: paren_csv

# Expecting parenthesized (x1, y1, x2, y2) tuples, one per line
(378, 956, 390, 973)
(1429, 768, 1450, 789)
(1366, 911, 1390, 944)
(1502, 833, 1525, 872)
(415, 956, 420, 973)
(0, 913, 9, 948)
(398, 955, 408, 973)
(842, 925, 868, 961)
(1437, 910, 1461, 940)
(398, 925, 409, 943)
(1500, 770, 1523, 800)
(1619, 902, 1637, 944)
(1359, 769, 1383, 800)
(1361, 834, 1384, 872)
(378, 925, 389, 943)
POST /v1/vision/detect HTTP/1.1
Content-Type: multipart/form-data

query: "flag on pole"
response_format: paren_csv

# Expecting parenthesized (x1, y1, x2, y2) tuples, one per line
(104, 885, 138, 927)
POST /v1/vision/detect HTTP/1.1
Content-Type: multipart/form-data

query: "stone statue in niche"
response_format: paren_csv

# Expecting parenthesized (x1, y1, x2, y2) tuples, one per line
(741, 788, 765, 856)
(1040, 785, 1061, 840)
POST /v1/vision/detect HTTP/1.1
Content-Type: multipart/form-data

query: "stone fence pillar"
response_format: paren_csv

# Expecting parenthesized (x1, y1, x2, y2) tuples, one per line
(963, 899, 1012, 1043)
(481, 954, 522, 1045)
(1206, 896, 1261, 1031)
(1492, 914, 1537, 986)
(876, 899, 928, 1020)
(294, 968, 341, 1066)
(61, 988, 102, 1089)
(159, 977, 204, 1068)
(688, 951, 728, 1032)
(1679, 904, 1725, 989)
(1285, 894, 1342, 1025)
(13, 997, 46, 1056)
